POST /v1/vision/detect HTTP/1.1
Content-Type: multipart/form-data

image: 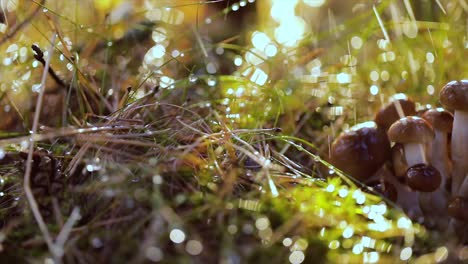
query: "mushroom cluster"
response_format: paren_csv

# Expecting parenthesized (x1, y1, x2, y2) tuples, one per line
(329, 80, 468, 237)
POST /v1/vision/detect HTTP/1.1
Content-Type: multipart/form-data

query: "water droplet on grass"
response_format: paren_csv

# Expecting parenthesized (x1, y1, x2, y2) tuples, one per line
(91, 237, 103, 248)
(206, 76, 217, 86)
(188, 74, 198, 82)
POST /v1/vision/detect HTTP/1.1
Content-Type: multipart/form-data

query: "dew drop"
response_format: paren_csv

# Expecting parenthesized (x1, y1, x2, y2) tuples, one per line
(400, 247, 412, 260)
(131, 177, 141, 183)
(427, 85, 435, 95)
(351, 36, 363, 49)
(234, 56, 243, 66)
(186, 240, 203, 255)
(91, 237, 103, 248)
(86, 162, 102, 172)
(206, 76, 217, 86)
(289, 251, 305, 264)
(215, 47, 224, 55)
(188, 74, 198, 83)
(171, 50, 180, 57)
(169, 229, 186, 244)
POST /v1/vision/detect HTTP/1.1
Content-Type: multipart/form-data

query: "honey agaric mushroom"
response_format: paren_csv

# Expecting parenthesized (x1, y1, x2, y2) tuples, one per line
(420, 109, 453, 228)
(391, 143, 408, 179)
(374, 93, 416, 130)
(406, 163, 444, 227)
(439, 80, 468, 195)
(387, 116, 434, 166)
(422, 108, 453, 181)
(379, 167, 423, 221)
(330, 121, 391, 182)
(387, 117, 434, 221)
(406, 164, 442, 192)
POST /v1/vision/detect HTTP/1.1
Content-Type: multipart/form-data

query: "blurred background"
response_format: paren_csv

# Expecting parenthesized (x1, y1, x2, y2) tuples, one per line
(0, 0, 467, 263)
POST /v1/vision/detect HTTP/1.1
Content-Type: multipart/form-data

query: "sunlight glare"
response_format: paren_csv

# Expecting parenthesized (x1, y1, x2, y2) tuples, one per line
(303, 0, 325, 8)
(274, 17, 307, 47)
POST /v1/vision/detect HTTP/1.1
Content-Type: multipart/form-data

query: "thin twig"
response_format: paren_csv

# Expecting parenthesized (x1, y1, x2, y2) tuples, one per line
(76, 134, 162, 148)
(55, 207, 81, 252)
(31, 44, 68, 88)
(65, 142, 91, 177)
(23, 34, 60, 261)
(0, 125, 137, 146)
(71, 214, 139, 232)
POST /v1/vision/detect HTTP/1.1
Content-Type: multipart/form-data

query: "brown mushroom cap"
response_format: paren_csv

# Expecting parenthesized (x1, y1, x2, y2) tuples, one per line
(447, 197, 468, 221)
(330, 121, 391, 181)
(374, 94, 416, 129)
(406, 163, 442, 192)
(387, 116, 434, 143)
(439, 80, 468, 111)
(422, 108, 453, 132)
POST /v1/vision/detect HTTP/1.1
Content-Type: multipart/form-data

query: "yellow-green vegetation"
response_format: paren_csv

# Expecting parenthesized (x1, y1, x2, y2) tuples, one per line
(0, 0, 466, 263)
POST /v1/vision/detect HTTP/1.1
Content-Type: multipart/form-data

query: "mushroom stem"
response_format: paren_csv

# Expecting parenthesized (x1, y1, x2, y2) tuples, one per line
(403, 143, 427, 166)
(383, 170, 423, 221)
(432, 130, 451, 187)
(419, 190, 448, 229)
(392, 144, 408, 179)
(451, 110, 468, 194)
(425, 131, 451, 229)
(459, 174, 468, 198)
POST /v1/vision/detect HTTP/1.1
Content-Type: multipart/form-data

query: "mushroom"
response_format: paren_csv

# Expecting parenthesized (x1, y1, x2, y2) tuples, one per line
(406, 163, 442, 192)
(387, 116, 434, 220)
(389, 144, 434, 220)
(329, 121, 391, 182)
(378, 166, 423, 221)
(420, 108, 452, 228)
(406, 163, 444, 228)
(422, 108, 453, 181)
(391, 143, 408, 179)
(387, 116, 434, 166)
(439, 80, 468, 195)
(374, 93, 416, 131)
